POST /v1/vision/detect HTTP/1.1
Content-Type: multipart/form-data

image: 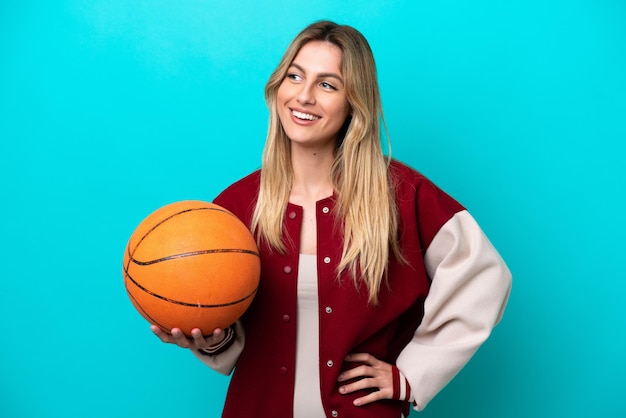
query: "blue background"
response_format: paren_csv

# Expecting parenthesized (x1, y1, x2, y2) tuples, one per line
(1, 1, 624, 417)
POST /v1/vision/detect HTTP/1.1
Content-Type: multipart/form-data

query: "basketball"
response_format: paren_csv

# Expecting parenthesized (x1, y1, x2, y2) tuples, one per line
(123, 200, 260, 337)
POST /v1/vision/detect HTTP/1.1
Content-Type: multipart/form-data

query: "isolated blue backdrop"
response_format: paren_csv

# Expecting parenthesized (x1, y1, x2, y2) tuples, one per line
(1, 1, 624, 417)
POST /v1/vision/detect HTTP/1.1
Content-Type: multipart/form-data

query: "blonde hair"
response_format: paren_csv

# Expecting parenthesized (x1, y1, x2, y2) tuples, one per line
(251, 21, 403, 304)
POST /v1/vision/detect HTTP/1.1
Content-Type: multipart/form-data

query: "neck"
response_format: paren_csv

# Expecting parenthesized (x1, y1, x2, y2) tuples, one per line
(290, 144, 335, 202)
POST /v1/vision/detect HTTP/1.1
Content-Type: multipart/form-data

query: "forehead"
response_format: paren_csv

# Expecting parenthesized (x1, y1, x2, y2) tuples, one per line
(291, 41, 344, 75)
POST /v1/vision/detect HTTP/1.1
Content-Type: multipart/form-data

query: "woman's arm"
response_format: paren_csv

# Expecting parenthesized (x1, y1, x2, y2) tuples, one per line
(191, 321, 246, 375)
(397, 210, 512, 411)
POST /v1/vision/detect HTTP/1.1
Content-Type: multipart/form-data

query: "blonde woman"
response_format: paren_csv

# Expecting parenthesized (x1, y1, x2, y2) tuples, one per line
(152, 20, 512, 418)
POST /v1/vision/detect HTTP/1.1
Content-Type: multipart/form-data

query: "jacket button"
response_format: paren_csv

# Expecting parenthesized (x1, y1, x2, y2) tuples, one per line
(325, 306, 332, 314)
(323, 257, 331, 264)
(279, 367, 287, 375)
(331, 410, 338, 417)
(288, 211, 297, 219)
(283, 265, 292, 274)
(326, 360, 334, 367)
(282, 314, 290, 323)
(322, 206, 329, 214)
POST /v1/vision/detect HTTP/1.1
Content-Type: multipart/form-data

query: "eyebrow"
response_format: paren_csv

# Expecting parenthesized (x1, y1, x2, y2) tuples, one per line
(289, 63, 344, 86)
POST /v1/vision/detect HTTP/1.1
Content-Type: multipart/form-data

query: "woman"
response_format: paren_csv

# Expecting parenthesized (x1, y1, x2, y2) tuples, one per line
(152, 20, 512, 418)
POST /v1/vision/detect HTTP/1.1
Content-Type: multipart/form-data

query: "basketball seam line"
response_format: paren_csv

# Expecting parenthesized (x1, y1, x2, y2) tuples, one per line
(123, 265, 258, 308)
(130, 248, 260, 266)
(130, 206, 236, 256)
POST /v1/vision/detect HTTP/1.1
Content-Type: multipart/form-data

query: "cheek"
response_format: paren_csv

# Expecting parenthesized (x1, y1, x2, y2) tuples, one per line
(332, 101, 351, 125)
(276, 83, 287, 102)
(276, 86, 291, 120)
(276, 79, 295, 104)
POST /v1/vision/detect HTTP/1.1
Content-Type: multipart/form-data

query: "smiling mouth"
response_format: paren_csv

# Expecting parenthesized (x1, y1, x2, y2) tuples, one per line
(292, 109, 320, 121)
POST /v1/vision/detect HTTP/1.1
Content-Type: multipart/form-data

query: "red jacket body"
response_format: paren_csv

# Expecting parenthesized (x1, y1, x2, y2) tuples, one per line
(212, 161, 464, 418)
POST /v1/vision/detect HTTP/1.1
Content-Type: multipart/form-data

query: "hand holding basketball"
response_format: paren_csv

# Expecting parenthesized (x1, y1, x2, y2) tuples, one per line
(150, 325, 227, 350)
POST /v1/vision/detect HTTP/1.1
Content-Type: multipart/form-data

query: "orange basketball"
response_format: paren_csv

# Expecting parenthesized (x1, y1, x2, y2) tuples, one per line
(123, 200, 260, 337)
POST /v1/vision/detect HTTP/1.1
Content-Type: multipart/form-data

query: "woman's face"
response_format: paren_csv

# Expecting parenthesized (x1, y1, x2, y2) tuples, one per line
(276, 41, 351, 150)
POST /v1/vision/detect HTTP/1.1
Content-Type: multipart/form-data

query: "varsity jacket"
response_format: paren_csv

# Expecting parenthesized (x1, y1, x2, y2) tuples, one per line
(194, 160, 512, 418)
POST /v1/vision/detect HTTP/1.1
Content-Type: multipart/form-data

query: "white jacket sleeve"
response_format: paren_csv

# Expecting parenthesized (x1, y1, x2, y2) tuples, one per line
(396, 210, 512, 411)
(191, 320, 246, 376)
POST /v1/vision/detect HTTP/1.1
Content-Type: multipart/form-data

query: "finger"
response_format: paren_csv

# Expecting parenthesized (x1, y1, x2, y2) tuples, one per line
(338, 377, 393, 406)
(209, 328, 227, 345)
(190, 327, 225, 349)
(151, 325, 172, 343)
(338, 376, 376, 394)
(170, 328, 191, 348)
(352, 389, 391, 407)
(337, 365, 375, 382)
(339, 373, 393, 392)
(209, 327, 224, 340)
(344, 352, 377, 365)
(190, 328, 207, 348)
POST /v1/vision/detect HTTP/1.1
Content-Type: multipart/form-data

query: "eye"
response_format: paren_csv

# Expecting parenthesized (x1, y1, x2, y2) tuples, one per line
(286, 73, 302, 82)
(320, 81, 337, 90)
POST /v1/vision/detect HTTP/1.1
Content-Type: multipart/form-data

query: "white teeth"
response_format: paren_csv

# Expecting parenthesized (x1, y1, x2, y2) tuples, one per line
(292, 110, 319, 121)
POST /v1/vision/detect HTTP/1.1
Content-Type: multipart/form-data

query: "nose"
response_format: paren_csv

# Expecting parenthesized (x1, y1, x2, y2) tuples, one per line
(296, 82, 315, 105)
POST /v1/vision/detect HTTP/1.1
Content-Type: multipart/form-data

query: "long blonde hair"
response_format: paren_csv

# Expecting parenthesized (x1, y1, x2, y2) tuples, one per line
(251, 21, 403, 304)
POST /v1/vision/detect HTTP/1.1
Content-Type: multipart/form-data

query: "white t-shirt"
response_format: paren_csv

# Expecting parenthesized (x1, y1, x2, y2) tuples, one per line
(293, 254, 326, 417)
